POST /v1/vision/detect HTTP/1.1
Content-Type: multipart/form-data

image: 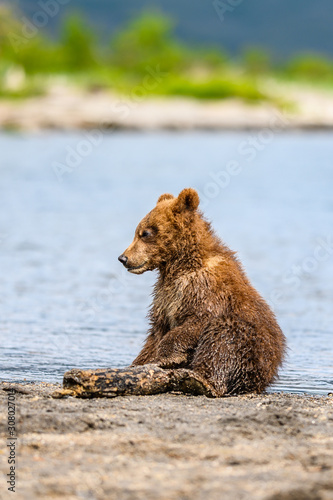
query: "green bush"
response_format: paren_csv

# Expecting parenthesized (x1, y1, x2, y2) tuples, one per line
(109, 13, 193, 77)
(60, 15, 98, 71)
(159, 76, 265, 101)
(14, 39, 62, 74)
(0, 6, 22, 62)
(285, 54, 333, 80)
(1, 9, 98, 74)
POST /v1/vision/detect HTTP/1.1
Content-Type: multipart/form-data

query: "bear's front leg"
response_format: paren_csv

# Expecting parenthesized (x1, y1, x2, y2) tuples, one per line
(131, 330, 159, 366)
(155, 320, 201, 369)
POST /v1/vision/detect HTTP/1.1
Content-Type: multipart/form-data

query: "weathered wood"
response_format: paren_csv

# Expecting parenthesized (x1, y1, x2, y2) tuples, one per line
(53, 364, 219, 398)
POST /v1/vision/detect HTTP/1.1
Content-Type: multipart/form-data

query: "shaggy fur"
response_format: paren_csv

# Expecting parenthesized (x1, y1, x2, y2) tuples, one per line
(118, 188, 286, 396)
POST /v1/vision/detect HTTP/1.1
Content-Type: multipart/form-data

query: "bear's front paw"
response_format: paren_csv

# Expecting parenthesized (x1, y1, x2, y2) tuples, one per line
(156, 355, 187, 369)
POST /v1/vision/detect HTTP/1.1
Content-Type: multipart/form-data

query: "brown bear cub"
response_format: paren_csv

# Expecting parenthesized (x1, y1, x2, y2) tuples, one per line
(118, 188, 286, 396)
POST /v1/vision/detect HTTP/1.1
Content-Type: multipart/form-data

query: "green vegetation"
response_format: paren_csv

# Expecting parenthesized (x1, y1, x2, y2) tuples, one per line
(157, 77, 265, 101)
(285, 54, 333, 80)
(0, 6, 333, 102)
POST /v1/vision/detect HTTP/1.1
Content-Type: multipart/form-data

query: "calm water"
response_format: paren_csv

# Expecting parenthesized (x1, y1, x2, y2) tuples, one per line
(0, 131, 332, 395)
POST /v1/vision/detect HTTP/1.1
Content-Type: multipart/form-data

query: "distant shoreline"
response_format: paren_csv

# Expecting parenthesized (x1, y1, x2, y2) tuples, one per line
(1, 83, 333, 132)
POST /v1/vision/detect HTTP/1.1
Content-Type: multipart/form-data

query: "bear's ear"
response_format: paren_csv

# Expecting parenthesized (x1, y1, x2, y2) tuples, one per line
(174, 188, 199, 212)
(157, 193, 174, 204)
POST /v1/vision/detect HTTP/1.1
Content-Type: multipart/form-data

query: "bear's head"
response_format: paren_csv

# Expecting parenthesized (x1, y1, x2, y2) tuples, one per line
(118, 188, 200, 274)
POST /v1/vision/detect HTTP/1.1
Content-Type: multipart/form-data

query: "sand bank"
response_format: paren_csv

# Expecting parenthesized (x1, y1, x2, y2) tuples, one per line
(1, 83, 333, 131)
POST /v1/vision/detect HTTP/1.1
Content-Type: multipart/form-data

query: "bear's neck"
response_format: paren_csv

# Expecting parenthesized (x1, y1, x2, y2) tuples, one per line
(159, 219, 233, 279)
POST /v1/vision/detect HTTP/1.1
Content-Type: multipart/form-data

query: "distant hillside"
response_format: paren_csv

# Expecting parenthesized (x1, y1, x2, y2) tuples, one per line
(4, 0, 333, 60)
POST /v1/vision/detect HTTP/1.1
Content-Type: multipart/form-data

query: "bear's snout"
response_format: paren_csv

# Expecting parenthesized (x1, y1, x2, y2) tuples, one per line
(118, 254, 128, 266)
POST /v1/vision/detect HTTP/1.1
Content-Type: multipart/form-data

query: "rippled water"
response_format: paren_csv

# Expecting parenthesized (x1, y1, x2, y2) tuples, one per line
(0, 131, 332, 394)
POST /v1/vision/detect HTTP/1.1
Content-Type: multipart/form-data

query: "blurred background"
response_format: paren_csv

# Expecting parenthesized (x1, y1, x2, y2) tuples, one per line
(1, 0, 333, 106)
(0, 1, 332, 394)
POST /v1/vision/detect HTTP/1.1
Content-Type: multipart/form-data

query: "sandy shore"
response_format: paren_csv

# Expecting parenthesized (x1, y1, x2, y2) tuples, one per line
(0, 382, 332, 500)
(1, 82, 333, 131)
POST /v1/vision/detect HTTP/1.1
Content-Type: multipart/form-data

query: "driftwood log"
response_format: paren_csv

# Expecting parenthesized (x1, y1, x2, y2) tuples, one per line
(53, 364, 218, 398)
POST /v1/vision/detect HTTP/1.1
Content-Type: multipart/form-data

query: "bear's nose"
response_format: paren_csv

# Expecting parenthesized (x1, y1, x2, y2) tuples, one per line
(118, 254, 128, 266)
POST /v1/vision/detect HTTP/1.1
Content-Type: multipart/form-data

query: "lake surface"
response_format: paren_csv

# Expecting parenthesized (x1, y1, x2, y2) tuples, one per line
(0, 131, 332, 395)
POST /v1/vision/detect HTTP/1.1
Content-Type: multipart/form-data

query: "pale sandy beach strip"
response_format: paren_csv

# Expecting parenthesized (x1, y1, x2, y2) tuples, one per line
(1, 83, 333, 131)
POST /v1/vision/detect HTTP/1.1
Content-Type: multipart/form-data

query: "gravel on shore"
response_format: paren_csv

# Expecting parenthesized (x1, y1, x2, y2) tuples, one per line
(0, 381, 332, 500)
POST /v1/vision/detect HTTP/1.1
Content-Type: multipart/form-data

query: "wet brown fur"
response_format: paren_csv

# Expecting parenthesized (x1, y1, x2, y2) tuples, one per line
(119, 188, 286, 396)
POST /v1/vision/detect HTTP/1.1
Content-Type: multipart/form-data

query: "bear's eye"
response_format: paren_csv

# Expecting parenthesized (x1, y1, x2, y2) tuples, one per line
(141, 230, 152, 239)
